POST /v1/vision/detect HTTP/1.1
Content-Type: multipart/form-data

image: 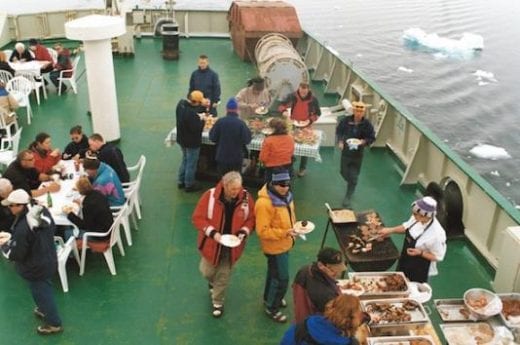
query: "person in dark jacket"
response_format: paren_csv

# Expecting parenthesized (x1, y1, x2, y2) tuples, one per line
(176, 90, 206, 192)
(335, 101, 375, 208)
(292, 247, 347, 324)
(63, 177, 113, 241)
(49, 43, 72, 93)
(281, 295, 368, 345)
(0, 189, 63, 335)
(88, 133, 130, 183)
(9, 42, 34, 62)
(0, 178, 15, 232)
(62, 125, 89, 160)
(209, 97, 252, 177)
(188, 55, 221, 116)
(278, 82, 321, 177)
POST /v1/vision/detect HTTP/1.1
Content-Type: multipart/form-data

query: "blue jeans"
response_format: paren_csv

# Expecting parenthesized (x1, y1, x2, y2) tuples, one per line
(26, 279, 62, 326)
(264, 252, 289, 312)
(178, 146, 200, 187)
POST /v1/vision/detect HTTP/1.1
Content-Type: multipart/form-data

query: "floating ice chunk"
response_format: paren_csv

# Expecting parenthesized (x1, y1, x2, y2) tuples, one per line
(469, 144, 511, 160)
(516, 205, 520, 210)
(473, 69, 498, 82)
(506, 182, 511, 187)
(402, 28, 484, 57)
(356, 53, 363, 57)
(397, 66, 413, 73)
(490, 170, 500, 177)
(478, 81, 490, 86)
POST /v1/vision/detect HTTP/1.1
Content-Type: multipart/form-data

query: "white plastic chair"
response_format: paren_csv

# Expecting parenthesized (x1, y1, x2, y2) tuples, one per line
(58, 55, 80, 95)
(54, 236, 80, 293)
(122, 155, 146, 222)
(0, 127, 22, 167)
(16, 71, 47, 105)
(78, 206, 126, 276)
(47, 48, 58, 64)
(0, 107, 19, 139)
(3, 50, 12, 60)
(6, 76, 32, 125)
(0, 70, 13, 84)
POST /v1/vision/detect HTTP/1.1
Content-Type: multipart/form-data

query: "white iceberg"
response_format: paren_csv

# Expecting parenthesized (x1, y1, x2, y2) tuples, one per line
(469, 144, 511, 160)
(397, 66, 414, 73)
(473, 69, 498, 84)
(490, 170, 500, 177)
(402, 28, 484, 57)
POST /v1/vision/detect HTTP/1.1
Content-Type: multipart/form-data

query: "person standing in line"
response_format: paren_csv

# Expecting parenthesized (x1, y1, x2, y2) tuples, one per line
(259, 118, 295, 182)
(0, 189, 63, 335)
(188, 55, 221, 116)
(235, 77, 272, 119)
(192, 171, 255, 318)
(335, 101, 375, 207)
(209, 97, 252, 177)
(278, 82, 321, 177)
(256, 170, 297, 323)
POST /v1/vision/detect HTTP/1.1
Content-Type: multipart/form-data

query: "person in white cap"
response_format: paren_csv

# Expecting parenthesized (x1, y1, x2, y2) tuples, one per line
(0, 189, 63, 335)
(378, 196, 447, 283)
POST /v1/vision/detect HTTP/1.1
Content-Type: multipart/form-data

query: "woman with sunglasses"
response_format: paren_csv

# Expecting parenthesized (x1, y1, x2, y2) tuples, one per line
(255, 169, 297, 323)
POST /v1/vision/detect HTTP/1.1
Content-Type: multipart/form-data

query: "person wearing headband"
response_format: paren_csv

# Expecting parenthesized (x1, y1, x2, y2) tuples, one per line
(379, 196, 447, 282)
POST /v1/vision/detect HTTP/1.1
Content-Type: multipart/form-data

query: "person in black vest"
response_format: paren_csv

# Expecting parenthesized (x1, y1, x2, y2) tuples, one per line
(0, 189, 63, 335)
(88, 133, 130, 183)
(188, 55, 221, 116)
(176, 90, 207, 192)
(209, 97, 252, 177)
(62, 125, 88, 160)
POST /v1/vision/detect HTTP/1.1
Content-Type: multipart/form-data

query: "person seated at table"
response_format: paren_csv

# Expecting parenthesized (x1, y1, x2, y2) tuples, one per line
(259, 118, 295, 182)
(63, 177, 113, 241)
(281, 295, 369, 345)
(28, 39, 54, 74)
(292, 247, 346, 324)
(0, 178, 15, 232)
(28, 132, 61, 175)
(278, 82, 321, 177)
(62, 125, 88, 160)
(235, 76, 272, 119)
(82, 158, 125, 207)
(0, 81, 19, 131)
(88, 133, 130, 183)
(0, 51, 15, 75)
(3, 150, 60, 197)
(49, 43, 72, 94)
(9, 42, 34, 63)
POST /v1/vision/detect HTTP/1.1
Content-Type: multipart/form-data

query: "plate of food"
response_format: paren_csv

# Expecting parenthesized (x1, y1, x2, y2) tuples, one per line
(261, 128, 274, 135)
(337, 279, 365, 296)
(0, 231, 11, 245)
(62, 203, 80, 215)
(255, 106, 269, 115)
(294, 220, 315, 234)
(346, 138, 362, 146)
(464, 288, 502, 319)
(293, 119, 310, 127)
(219, 234, 242, 248)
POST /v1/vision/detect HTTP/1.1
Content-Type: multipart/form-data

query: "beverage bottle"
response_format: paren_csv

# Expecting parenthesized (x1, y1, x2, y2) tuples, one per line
(46, 192, 53, 208)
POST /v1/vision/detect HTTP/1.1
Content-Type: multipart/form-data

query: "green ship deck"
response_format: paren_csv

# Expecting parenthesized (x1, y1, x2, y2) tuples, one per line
(0, 38, 494, 344)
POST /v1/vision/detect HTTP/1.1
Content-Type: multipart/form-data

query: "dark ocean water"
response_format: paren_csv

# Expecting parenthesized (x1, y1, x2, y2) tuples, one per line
(185, 0, 520, 208)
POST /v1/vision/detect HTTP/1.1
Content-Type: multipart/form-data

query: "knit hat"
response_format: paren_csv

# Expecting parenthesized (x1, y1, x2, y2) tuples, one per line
(189, 90, 204, 103)
(226, 97, 238, 111)
(317, 247, 347, 271)
(1, 189, 30, 206)
(271, 170, 290, 184)
(412, 196, 437, 218)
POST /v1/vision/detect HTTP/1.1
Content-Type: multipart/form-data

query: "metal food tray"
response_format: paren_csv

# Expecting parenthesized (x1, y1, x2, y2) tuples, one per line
(498, 293, 520, 329)
(440, 322, 495, 345)
(368, 335, 435, 345)
(361, 298, 429, 328)
(348, 271, 410, 297)
(328, 209, 357, 223)
(434, 298, 472, 322)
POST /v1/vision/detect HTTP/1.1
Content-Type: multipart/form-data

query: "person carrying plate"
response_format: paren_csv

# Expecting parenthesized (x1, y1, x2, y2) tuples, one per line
(256, 169, 297, 323)
(192, 171, 255, 318)
(235, 76, 272, 119)
(335, 101, 375, 208)
(378, 196, 447, 283)
(278, 82, 321, 177)
(292, 247, 347, 323)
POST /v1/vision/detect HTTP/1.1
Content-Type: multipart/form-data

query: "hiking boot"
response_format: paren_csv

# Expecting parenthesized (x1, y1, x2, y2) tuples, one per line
(33, 307, 45, 319)
(265, 309, 287, 323)
(37, 325, 63, 335)
(212, 304, 224, 318)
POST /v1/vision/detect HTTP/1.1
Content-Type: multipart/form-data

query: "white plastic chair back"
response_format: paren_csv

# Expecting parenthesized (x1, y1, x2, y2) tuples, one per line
(0, 127, 22, 166)
(0, 107, 19, 137)
(47, 48, 58, 64)
(58, 55, 80, 95)
(54, 236, 80, 292)
(6, 76, 33, 124)
(0, 70, 13, 84)
(16, 71, 46, 105)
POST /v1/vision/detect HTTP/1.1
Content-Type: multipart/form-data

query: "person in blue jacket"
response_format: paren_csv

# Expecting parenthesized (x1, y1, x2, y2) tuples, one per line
(280, 295, 368, 345)
(188, 55, 221, 116)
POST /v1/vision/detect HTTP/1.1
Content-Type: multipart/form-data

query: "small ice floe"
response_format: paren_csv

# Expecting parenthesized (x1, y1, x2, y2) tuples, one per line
(356, 53, 363, 57)
(490, 170, 500, 177)
(402, 28, 484, 57)
(473, 69, 498, 85)
(469, 144, 511, 160)
(516, 205, 520, 210)
(478, 81, 490, 86)
(397, 66, 414, 73)
(506, 182, 511, 187)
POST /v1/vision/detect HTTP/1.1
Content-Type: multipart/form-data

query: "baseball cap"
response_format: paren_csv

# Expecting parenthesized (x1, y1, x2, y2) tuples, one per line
(2, 189, 31, 206)
(317, 247, 347, 271)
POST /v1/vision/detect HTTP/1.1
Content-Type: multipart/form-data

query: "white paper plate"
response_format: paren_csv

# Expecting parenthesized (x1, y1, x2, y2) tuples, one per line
(293, 120, 310, 127)
(255, 107, 269, 115)
(408, 282, 433, 304)
(220, 234, 241, 248)
(261, 128, 274, 135)
(294, 221, 315, 234)
(346, 138, 362, 145)
(62, 203, 80, 215)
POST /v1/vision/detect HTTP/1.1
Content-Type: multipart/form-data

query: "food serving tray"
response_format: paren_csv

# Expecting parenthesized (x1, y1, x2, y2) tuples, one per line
(328, 208, 357, 223)
(361, 298, 428, 328)
(367, 335, 435, 345)
(348, 272, 410, 297)
(440, 322, 495, 345)
(498, 293, 520, 329)
(434, 299, 472, 322)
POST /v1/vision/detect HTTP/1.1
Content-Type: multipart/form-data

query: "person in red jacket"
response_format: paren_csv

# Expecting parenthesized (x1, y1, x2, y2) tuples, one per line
(28, 39, 54, 74)
(192, 171, 255, 318)
(278, 82, 321, 177)
(28, 132, 61, 175)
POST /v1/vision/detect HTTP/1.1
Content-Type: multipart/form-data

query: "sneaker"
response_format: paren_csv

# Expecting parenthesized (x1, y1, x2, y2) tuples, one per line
(265, 309, 287, 323)
(212, 304, 224, 318)
(297, 169, 306, 177)
(37, 325, 63, 335)
(33, 307, 45, 319)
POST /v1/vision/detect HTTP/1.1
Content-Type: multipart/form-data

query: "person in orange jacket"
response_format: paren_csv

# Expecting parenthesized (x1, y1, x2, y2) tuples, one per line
(259, 118, 295, 182)
(192, 171, 255, 318)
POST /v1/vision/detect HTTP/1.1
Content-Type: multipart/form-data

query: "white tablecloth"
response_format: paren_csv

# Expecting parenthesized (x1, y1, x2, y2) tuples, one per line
(164, 128, 323, 162)
(8, 60, 47, 76)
